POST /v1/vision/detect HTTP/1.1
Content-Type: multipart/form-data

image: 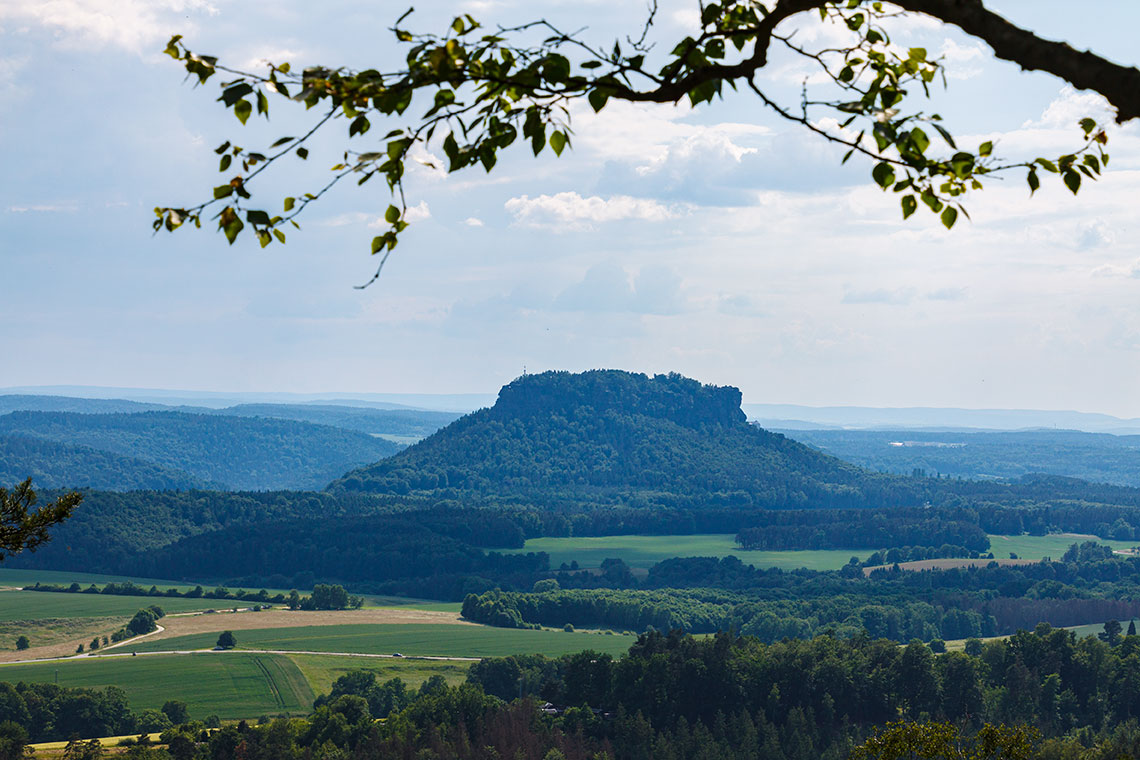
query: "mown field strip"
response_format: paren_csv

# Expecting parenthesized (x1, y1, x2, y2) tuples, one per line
(286, 653, 472, 695)
(507, 533, 1140, 571)
(116, 623, 638, 658)
(0, 653, 314, 719)
(505, 534, 871, 570)
(0, 589, 229, 622)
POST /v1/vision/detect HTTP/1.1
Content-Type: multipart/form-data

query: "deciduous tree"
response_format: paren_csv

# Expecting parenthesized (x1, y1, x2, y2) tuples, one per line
(154, 2, 1137, 283)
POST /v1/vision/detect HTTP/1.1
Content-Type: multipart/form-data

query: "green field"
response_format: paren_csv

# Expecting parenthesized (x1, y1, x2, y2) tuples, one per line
(506, 532, 1140, 571)
(987, 534, 1136, 560)
(505, 534, 869, 570)
(361, 596, 462, 612)
(0, 589, 235, 621)
(0, 653, 314, 719)
(0, 568, 199, 590)
(117, 623, 638, 658)
(288, 653, 471, 695)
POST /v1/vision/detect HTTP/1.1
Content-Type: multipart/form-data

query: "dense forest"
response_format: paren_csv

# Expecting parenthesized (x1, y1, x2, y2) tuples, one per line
(0, 410, 398, 490)
(460, 542, 1140, 641)
(0, 433, 208, 490)
(13, 629, 1140, 759)
(783, 428, 1140, 488)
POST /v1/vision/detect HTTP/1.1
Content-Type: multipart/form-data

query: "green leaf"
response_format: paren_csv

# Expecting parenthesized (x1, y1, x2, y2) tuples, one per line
(256, 90, 269, 117)
(270, 137, 295, 148)
(940, 206, 958, 229)
(901, 194, 917, 219)
(220, 83, 253, 107)
(284, 197, 295, 212)
(296, 147, 309, 160)
(349, 115, 371, 137)
(1035, 158, 1058, 173)
(213, 184, 234, 200)
(909, 128, 930, 155)
(223, 217, 244, 244)
(246, 209, 271, 226)
(273, 229, 286, 244)
(219, 154, 232, 172)
(384, 205, 401, 224)
(931, 123, 956, 149)
(978, 141, 993, 157)
(371, 235, 386, 254)
(1079, 117, 1097, 135)
(587, 89, 609, 113)
(908, 47, 927, 61)
(233, 99, 252, 125)
(871, 162, 895, 189)
(550, 130, 568, 157)
(580, 60, 603, 69)
(1026, 169, 1040, 194)
(1063, 169, 1081, 194)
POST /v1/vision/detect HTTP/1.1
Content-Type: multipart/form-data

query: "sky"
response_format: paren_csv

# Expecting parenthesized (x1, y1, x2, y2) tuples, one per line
(1, 1, 1139, 415)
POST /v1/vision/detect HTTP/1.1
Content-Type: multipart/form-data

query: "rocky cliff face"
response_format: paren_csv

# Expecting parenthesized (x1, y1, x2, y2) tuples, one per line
(492, 370, 746, 429)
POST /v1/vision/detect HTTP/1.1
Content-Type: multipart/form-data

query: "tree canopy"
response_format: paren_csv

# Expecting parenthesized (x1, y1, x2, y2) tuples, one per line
(154, 1, 1137, 283)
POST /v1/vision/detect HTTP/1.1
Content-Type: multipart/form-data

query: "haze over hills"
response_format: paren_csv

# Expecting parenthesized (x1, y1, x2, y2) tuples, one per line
(0, 410, 399, 491)
(8, 386, 1137, 432)
(781, 429, 1140, 488)
(0, 386, 495, 412)
(746, 403, 1140, 434)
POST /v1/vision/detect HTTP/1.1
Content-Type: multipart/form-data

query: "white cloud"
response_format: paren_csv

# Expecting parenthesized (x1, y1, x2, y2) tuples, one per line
(504, 192, 681, 231)
(938, 39, 985, 80)
(463, 217, 485, 227)
(0, 0, 219, 53)
(842, 287, 915, 305)
(7, 204, 76, 213)
(403, 201, 432, 223)
(1024, 87, 1116, 130)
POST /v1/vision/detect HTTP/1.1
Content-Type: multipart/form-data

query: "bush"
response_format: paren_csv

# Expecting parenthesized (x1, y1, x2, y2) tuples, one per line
(216, 631, 237, 649)
(15, 636, 29, 651)
(563, 623, 574, 632)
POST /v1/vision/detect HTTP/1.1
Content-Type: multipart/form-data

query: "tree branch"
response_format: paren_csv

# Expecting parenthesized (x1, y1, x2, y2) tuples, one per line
(891, 0, 1140, 123)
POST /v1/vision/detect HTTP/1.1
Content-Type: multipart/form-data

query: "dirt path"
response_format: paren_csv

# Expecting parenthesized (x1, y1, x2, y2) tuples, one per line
(151, 607, 470, 639)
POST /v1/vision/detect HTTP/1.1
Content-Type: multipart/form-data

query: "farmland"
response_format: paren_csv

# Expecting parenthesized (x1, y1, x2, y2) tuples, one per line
(0, 653, 314, 719)
(505, 534, 870, 570)
(507, 532, 1140, 572)
(115, 623, 638, 659)
(0, 589, 230, 621)
(288, 653, 471, 695)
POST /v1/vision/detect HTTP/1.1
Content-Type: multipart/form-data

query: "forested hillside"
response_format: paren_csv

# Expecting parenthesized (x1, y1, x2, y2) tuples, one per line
(0, 433, 209, 491)
(0, 410, 398, 490)
(331, 370, 918, 510)
(782, 428, 1140, 487)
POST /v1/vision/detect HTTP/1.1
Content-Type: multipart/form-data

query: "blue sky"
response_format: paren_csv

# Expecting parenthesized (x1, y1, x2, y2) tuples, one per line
(1, 1, 1139, 415)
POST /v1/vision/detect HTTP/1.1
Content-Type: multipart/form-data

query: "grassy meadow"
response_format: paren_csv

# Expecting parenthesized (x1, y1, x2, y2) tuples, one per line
(986, 534, 1136, 559)
(0, 653, 314, 719)
(505, 534, 869, 570)
(507, 532, 1140, 572)
(0, 589, 231, 621)
(288, 653, 471, 695)
(115, 623, 638, 658)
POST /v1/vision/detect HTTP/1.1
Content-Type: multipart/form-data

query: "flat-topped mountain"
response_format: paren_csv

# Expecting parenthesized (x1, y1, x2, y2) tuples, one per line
(330, 370, 915, 509)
